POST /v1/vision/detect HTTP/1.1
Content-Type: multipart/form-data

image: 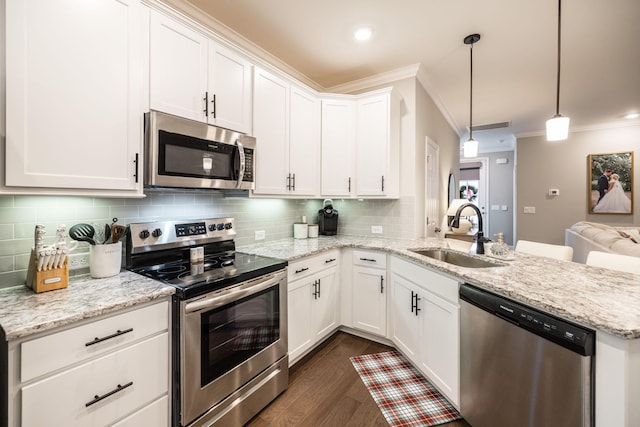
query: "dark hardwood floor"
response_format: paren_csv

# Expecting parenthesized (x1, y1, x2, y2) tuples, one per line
(246, 332, 470, 427)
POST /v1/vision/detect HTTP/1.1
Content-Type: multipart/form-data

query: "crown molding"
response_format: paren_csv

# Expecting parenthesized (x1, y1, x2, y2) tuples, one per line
(415, 64, 463, 138)
(325, 64, 420, 94)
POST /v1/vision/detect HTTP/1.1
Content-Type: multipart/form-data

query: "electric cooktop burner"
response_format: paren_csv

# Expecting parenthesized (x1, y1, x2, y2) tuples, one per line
(126, 218, 287, 299)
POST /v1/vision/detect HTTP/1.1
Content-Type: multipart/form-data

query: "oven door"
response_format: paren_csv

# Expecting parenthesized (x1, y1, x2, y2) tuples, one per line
(180, 270, 287, 425)
(145, 110, 255, 190)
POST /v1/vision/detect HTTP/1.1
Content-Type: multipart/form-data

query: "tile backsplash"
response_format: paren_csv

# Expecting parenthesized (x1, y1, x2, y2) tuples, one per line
(0, 192, 415, 289)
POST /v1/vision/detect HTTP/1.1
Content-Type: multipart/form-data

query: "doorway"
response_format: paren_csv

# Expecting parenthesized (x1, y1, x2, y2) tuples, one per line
(459, 158, 488, 236)
(425, 138, 440, 237)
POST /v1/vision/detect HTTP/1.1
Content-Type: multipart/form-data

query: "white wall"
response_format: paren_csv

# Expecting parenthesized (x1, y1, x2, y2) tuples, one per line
(516, 124, 640, 244)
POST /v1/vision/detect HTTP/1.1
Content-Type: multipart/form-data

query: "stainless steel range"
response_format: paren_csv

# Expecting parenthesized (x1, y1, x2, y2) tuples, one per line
(126, 218, 288, 427)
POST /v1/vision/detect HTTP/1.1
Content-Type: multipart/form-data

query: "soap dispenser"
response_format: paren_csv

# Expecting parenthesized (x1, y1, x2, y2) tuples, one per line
(490, 233, 509, 257)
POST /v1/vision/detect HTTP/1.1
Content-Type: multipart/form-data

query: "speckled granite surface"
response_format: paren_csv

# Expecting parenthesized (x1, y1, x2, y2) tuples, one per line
(238, 236, 640, 340)
(0, 271, 174, 341)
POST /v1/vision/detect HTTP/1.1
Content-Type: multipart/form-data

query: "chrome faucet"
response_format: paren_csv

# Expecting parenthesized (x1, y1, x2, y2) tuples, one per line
(451, 203, 487, 254)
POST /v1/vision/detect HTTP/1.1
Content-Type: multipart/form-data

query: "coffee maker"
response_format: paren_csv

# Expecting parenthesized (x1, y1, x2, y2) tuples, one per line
(318, 199, 338, 235)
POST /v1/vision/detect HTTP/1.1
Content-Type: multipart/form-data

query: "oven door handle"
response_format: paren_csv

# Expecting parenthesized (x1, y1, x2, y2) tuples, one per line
(184, 272, 282, 314)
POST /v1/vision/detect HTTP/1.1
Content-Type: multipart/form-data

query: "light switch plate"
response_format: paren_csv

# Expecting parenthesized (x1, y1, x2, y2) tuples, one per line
(523, 206, 536, 214)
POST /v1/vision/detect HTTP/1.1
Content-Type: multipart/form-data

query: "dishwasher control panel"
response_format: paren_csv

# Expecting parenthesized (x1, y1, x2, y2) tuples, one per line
(460, 283, 595, 356)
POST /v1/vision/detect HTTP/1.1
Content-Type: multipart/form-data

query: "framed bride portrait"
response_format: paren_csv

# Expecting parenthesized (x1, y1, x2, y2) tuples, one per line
(588, 151, 634, 214)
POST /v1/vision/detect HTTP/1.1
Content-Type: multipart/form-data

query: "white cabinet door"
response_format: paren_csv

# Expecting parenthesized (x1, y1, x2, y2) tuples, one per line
(289, 86, 320, 196)
(253, 67, 289, 195)
(22, 333, 168, 427)
(287, 277, 314, 362)
(5, 0, 142, 193)
(321, 99, 355, 196)
(149, 10, 208, 122)
(208, 43, 253, 134)
(419, 288, 460, 405)
(314, 268, 339, 340)
(389, 272, 420, 363)
(356, 93, 390, 196)
(352, 266, 387, 336)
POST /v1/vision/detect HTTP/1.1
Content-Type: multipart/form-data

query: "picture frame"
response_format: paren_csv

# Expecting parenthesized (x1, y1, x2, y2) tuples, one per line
(588, 151, 633, 214)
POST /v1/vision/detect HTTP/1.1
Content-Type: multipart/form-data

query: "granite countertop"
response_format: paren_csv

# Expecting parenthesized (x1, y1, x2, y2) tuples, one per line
(0, 271, 175, 341)
(238, 235, 640, 340)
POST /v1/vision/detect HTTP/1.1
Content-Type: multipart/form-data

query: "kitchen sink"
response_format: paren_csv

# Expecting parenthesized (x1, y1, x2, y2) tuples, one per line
(409, 249, 504, 268)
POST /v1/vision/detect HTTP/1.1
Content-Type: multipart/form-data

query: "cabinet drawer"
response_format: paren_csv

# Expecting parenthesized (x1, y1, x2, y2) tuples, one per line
(391, 256, 459, 303)
(22, 301, 168, 382)
(353, 250, 386, 269)
(112, 395, 169, 427)
(288, 250, 339, 282)
(22, 333, 169, 427)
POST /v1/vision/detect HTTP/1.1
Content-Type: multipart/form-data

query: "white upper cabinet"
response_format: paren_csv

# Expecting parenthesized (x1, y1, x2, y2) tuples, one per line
(149, 11, 208, 122)
(320, 98, 356, 197)
(149, 10, 252, 133)
(288, 86, 320, 196)
(5, 0, 143, 195)
(253, 67, 319, 196)
(321, 88, 398, 199)
(355, 88, 398, 197)
(253, 67, 290, 195)
(208, 43, 253, 134)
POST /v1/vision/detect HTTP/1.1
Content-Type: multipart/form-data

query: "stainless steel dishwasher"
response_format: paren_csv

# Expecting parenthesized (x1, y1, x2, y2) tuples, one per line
(459, 283, 595, 427)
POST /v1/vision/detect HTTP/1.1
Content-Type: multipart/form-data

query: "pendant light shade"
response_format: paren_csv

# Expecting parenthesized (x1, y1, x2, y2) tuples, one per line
(463, 34, 480, 158)
(464, 139, 479, 158)
(546, 0, 570, 141)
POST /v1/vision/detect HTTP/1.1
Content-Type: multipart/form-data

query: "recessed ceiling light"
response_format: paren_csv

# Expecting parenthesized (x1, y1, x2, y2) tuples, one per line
(354, 27, 372, 41)
(625, 113, 640, 120)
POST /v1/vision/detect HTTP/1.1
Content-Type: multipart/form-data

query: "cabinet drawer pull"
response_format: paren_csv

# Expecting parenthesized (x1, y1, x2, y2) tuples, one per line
(381, 175, 385, 192)
(325, 258, 336, 264)
(85, 328, 134, 347)
(380, 275, 384, 293)
(211, 93, 216, 118)
(203, 92, 209, 115)
(85, 381, 133, 407)
(359, 258, 376, 263)
(295, 267, 309, 274)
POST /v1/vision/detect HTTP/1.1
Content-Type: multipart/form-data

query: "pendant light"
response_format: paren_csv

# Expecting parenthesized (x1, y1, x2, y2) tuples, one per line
(546, 0, 570, 141)
(463, 34, 480, 158)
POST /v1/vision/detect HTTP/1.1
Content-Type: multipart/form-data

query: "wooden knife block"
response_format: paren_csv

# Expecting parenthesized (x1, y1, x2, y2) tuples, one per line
(25, 250, 69, 293)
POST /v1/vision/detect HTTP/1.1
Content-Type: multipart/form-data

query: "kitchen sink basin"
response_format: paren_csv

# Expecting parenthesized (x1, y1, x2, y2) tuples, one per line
(409, 249, 504, 268)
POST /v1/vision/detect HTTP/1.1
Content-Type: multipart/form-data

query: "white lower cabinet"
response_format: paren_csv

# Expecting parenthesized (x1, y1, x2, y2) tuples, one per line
(9, 299, 170, 427)
(287, 251, 340, 364)
(390, 256, 460, 407)
(351, 250, 387, 336)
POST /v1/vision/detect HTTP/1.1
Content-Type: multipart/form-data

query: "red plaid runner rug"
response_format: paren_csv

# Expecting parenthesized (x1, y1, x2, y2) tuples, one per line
(350, 350, 462, 427)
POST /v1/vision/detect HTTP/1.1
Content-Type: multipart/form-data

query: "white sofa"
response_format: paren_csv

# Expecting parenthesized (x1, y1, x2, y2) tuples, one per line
(565, 221, 640, 263)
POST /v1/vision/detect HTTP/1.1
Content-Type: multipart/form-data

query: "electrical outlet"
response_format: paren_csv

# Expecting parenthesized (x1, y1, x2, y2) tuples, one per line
(69, 253, 89, 268)
(371, 226, 383, 234)
(255, 230, 265, 240)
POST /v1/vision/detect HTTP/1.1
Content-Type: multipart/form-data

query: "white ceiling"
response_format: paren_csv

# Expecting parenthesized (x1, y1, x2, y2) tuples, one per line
(184, 0, 640, 150)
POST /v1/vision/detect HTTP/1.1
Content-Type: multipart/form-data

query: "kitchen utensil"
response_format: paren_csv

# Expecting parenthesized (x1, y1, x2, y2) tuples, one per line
(104, 224, 111, 244)
(69, 223, 97, 245)
(110, 225, 127, 244)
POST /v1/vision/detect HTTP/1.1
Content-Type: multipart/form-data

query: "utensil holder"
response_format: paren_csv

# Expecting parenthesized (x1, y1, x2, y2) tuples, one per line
(26, 250, 69, 293)
(90, 241, 122, 278)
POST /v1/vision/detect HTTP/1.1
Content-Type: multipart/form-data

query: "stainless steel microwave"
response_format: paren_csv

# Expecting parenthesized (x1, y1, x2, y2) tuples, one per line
(144, 111, 255, 190)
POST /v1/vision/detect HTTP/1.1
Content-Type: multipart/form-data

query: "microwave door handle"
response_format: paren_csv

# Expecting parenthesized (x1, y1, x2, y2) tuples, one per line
(235, 139, 246, 189)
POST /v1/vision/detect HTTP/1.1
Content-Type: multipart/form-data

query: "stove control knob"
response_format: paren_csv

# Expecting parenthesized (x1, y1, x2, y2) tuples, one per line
(208, 224, 215, 232)
(216, 223, 225, 231)
(139, 229, 150, 239)
(225, 223, 233, 230)
(152, 228, 163, 238)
